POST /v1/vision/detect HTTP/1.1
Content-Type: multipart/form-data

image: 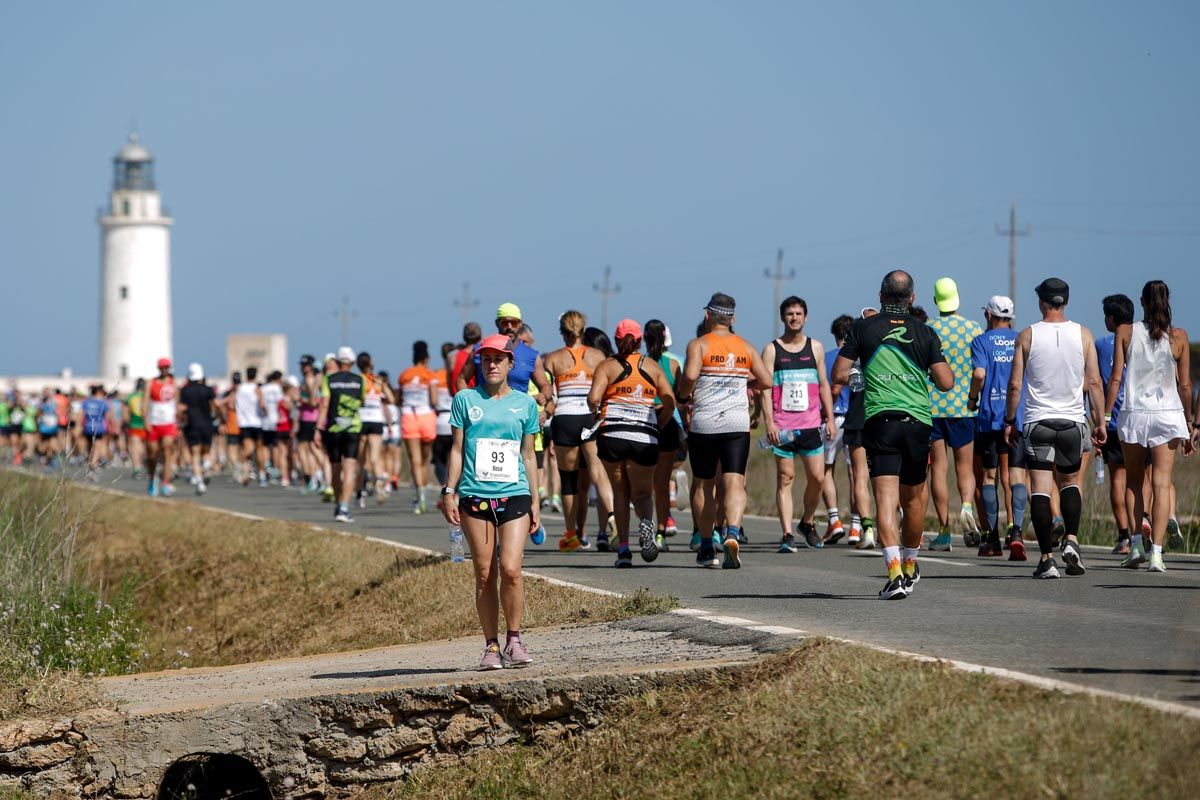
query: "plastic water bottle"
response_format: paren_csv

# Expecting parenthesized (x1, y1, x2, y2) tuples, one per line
(448, 526, 465, 563)
(758, 429, 796, 450)
(1094, 458, 1106, 487)
(848, 364, 865, 393)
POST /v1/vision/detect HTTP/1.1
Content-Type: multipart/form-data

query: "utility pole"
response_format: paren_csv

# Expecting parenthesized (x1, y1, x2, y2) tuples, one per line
(995, 203, 1030, 319)
(333, 296, 357, 347)
(592, 265, 621, 332)
(453, 282, 479, 326)
(763, 248, 794, 338)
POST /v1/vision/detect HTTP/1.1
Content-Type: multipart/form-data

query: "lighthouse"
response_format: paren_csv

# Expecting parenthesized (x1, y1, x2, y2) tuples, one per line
(98, 133, 173, 381)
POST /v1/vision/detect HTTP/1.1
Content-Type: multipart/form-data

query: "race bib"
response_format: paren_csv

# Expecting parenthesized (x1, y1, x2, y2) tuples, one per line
(781, 382, 809, 412)
(475, 437, 520, 483)
(148, 402, 175, 426)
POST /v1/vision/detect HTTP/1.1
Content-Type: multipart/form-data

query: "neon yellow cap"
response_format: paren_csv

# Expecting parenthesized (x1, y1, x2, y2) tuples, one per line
(496, 302, 522, 321)
(933, 277, 960, 313)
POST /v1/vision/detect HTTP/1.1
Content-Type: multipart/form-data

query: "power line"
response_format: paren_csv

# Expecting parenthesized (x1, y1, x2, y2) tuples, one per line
(452, 282, 480, 326)
(592, 265, 621, 332)
(762, 248, 794, 338)
(1036, 223, 1200, 237)
(996, 203, 1030, 317)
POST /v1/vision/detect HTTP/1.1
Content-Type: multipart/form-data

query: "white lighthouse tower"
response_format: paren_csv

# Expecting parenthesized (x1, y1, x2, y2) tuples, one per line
(98, 133, 173, 381)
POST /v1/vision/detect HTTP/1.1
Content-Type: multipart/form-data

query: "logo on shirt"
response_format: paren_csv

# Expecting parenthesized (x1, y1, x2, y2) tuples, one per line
(468, 406, 484, 422)
(882, 327, 913, 345)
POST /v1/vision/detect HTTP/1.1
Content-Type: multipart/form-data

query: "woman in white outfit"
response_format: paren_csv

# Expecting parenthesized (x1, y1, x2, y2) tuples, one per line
(1104, 280, 1197, 572)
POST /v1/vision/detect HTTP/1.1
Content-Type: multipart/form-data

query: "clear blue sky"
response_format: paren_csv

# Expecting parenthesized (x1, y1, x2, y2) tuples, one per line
(2, 1, 1197, 377)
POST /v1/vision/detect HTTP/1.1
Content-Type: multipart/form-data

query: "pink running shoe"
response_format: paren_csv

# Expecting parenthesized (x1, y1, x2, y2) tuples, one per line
(479, 642, 503, 671)
(502, 637, 533, 667)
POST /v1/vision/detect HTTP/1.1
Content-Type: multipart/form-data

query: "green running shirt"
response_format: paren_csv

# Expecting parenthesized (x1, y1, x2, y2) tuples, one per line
(840, 311, 947, 426)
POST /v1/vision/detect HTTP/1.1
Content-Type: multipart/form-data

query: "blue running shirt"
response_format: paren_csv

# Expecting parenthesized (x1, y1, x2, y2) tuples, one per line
(1095, 333, 1124, 430)
(970, 329, 1023, 431)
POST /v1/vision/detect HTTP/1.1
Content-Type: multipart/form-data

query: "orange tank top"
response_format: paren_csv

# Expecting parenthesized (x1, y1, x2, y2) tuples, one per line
(554, 345, 594, 416)
(691, 332, 754, 435)
(599, 354, 658, 442)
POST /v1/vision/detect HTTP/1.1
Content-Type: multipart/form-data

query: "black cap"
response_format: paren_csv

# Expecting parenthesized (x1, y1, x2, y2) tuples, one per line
(1035, 278, 1069, 305)
(300, 354, 316, 367)
(231, 371, 242, 383)
(705, 292, 736, 315)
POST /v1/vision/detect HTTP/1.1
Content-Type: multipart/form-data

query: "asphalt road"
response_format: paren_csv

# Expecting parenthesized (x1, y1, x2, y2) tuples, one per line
(96, 470, 1200, 709)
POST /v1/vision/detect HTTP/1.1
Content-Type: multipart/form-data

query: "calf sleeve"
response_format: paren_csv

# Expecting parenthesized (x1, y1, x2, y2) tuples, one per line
(1031, 493, 1055, 555)
(981, 484, 999, 532)
(1060, 484, 1082, 537)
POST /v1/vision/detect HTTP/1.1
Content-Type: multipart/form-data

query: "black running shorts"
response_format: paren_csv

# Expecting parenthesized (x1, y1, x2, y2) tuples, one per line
(324, 430, 360, 463)
(551, 413, 594, 448)
(597, 434, 659, 467)
(688, 431, 750, 480)
(459, 493, 532, 526)
(863, 413, 933, 486)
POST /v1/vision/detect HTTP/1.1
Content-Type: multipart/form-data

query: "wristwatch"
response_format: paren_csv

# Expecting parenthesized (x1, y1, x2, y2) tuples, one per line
(1004, 417, 1017, 427)
(441, 485, 457, 497)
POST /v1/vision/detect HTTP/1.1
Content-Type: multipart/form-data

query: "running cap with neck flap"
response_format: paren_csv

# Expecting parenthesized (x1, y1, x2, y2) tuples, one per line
(1035, 278, 1069, 306)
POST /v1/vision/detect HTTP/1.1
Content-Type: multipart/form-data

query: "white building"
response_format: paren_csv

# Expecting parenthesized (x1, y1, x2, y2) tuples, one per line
(226, 334, 288, 381)
(98, 133, 173, 382)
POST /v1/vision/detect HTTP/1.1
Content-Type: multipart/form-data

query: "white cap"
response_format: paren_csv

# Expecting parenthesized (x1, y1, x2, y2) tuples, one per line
(336, 346, 356, 363)
(323, 352, 337, 363)
(187, 362, 204, 381)
(984, 295, 1015, 319)
(285, 374, 300, 388)
(663, 325, 673, 348)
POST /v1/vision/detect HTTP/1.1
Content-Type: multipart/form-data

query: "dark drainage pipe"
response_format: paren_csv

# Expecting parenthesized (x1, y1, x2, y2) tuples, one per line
(157, 753, 272, 800)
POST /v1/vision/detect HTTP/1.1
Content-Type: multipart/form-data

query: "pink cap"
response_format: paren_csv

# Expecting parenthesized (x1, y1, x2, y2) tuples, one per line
(477, 334, 514, 358)
(614, 319, 642, 340)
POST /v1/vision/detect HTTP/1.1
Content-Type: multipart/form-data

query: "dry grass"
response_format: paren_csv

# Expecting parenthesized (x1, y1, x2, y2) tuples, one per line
(377, 638, 1200, 800)
(75, 491, 675, 670)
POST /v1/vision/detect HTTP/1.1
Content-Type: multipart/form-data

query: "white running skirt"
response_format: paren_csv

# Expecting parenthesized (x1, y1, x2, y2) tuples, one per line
(1117, 408, 1189, 448)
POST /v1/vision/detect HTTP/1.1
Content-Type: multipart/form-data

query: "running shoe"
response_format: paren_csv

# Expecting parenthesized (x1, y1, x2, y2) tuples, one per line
(929, 529, 953, 552)
(196, 480, 207, 496)
(960, 503, 981, 547)
(1051, 516, 1067, 549)
(978, 536, 1003, 558)
(1007, 531, 1027, 562)
(1167, 517, 1184, 550)
(689, 531, 702, 552)
(615, 548, 634, 568)
(697, 542, 719, 569)
(502, 637, 533, 667)
(479, 642, 503, 671)
(712, 531, 724, 552)
(578, 533, 592, 550)
(334, 505, 353, 523)
(823, 518, 846, 545)
(595, 531, 611, 552)
(1111, 536, 1131, 556)
(778, 534, 798, 554)
(847, 527, 862, 546)
(530, 523, 546, 546)
(147, 479, 157, 497)
(722, 537, 741, 569)
(549, 494, 563, 513)
(159, 483, 174, 498)
(259, 473, 269, 489)
(798, 520, 823, 549)
(655, 532, 669, 553)
(673, 469, 690, 510)
(1141, 515, 1152, 538)
(735, 527, 749, 545)
(639, 519, 659, 562)
(879, 575, 908, 600)
(322, 487, 335, 503)
(902, 561, 921, 595)
(1033, 558, 1060, 579)
(558, 531, 582, 552)
(1121, 544, 1146, 569)
(1148, 552, 1166, 573)
(857, 524, 877, 550)
(1061, 540, 1086, 576)
(665, 515, 679, 535)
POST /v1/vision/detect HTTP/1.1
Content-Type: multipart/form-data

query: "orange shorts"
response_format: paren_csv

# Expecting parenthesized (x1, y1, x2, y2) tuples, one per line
(401, 410, 436, 442)
(128, 427, 147, 440)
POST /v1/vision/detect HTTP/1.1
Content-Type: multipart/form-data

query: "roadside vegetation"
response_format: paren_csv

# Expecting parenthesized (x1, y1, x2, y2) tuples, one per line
(0, 472, 675, 719)
(380, 638, 1200, 800)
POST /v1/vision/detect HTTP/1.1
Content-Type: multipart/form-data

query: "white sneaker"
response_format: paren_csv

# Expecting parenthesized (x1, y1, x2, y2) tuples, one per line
(1148, 552, 1166, 573)
(673, 469, 690, 510)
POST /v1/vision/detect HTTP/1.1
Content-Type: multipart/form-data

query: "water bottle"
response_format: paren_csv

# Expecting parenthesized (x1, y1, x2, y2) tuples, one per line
(448, 526, 465, 563)
(758, 429, 796, 450)
(848, 364, 865, 393)
(1094, 458, 1106, 487)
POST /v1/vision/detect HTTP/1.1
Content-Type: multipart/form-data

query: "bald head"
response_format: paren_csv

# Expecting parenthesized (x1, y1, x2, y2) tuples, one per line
(880, 270, 915, 307)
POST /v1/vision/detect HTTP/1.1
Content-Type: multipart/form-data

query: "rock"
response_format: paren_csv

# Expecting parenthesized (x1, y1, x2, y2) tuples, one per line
(0, 718, 71, 751)
(327, 758, 412, 783)
(365, 727, 434, 759)
(0, 739, 76, 769)
(305, 734, 366, 761)
(437, 713, 490, 748)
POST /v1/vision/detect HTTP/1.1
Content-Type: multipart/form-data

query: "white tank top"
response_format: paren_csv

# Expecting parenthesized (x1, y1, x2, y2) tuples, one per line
(1124, 322, 1184, 414)
(1025, 321, 1086, 425)
(235, 383, 263, 428)
(261, 383, 282, 428)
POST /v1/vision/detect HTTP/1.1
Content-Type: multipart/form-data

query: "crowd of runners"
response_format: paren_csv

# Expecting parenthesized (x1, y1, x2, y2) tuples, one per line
(3, 273, 1197, 666)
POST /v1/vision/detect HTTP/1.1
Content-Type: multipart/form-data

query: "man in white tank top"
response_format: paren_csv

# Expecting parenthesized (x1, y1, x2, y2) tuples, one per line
(1005, 278, 1107, 580)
